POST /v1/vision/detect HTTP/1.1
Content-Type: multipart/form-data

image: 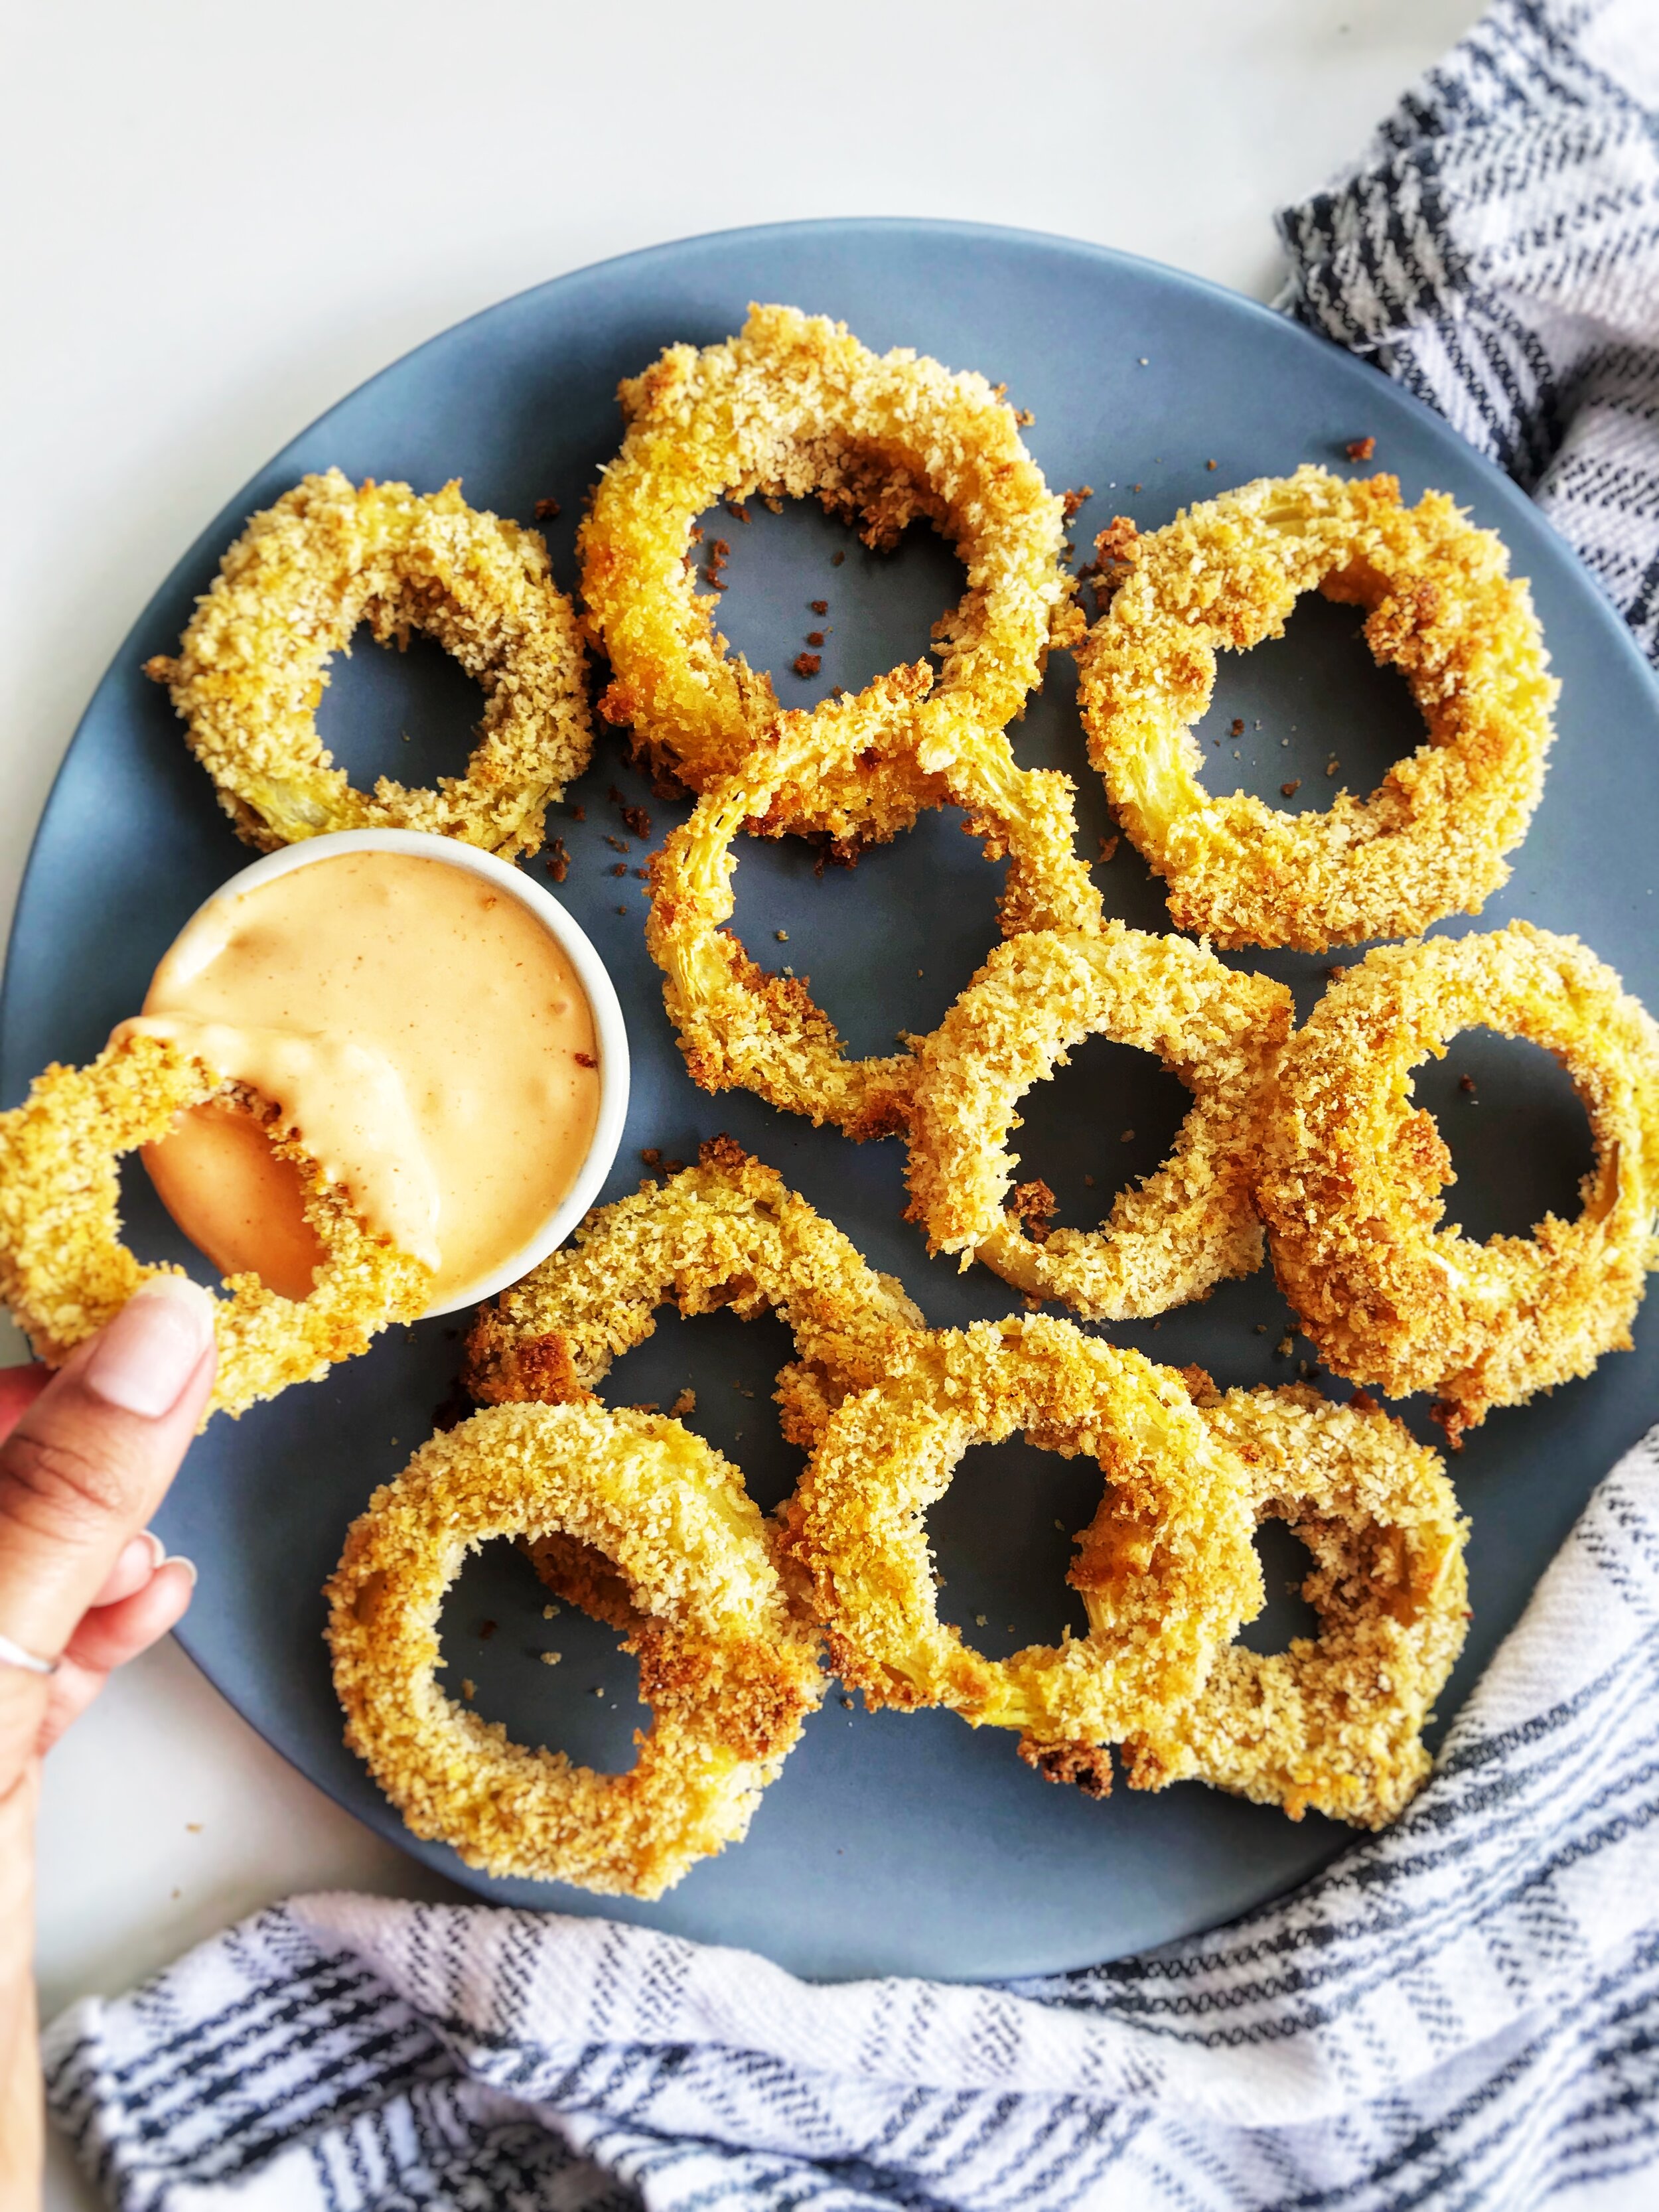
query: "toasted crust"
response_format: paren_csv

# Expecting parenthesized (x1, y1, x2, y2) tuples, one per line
(580, 302, 1080, 846)
(0, 1031, 431, 1421)
(1075, 465, 1557, 950)
(904, 924, 1293, 1317)
(325, 1402, 824, 1897)
(1121, 1382, 1469, 1828)
(782, 1315, 1263, 1749)
(146, 470, 591, 860)
(1258, 924, 1659, 1440)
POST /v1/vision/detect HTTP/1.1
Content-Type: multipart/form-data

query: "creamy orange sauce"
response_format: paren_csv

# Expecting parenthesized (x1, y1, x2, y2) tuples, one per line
(127, 849, 601, 1304)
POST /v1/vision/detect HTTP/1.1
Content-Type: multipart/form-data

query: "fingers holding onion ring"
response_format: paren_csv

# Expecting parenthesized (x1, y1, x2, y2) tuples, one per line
(580, 303, 1080, 846)
(0, 1031, 432, 1420)
(1075, 465, 1557, 951)
(1119, 1380, 1470, 1828)
(1259, 924, 1659, 1443)
(904, 924, 1292, 1319)
(145, 470, 592, 861)
(325, 1402, 824, 1897)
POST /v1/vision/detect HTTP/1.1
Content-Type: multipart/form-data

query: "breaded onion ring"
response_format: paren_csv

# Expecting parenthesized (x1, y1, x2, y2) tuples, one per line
(580, 303, 1080, 846)
(1260, 924, 1659, 1444)
(904, 924, 1293, 1317)
(1119, 1382, 1469, 1828)
(0, 1031, 431, 1420)
(646, 692, 1101, 1140)
(145, 470, 591, 861)
(783, 1317, 1262, 1767)
(1075, 465, 1557, 951)
(464, 1136, 923, 1448)
(325, 1402, 823, 1897)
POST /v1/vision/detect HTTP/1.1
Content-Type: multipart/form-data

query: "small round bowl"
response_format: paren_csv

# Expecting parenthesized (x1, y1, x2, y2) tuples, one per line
(159, 827, 630, 1317)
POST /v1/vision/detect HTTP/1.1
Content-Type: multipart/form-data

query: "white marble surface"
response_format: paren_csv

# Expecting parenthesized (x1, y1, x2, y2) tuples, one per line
(4, 1, 1480, 2200)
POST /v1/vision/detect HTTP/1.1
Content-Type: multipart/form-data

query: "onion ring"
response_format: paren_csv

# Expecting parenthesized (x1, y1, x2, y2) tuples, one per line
(0, 1030, 432, 1420)
(1074, 465, 1557, 951)
(464, 1136, 924, 1447)
(782, 1317, 1262, 1764)
(904, 924, 1293, 1317)
(325, 1401, 824, 1897)
(645, 690, 1101, 1140)
(579, 302, 1080, 846)
(1118, 1380, 1470, 1828)
(145, 470, 592, 861)
(1260, 923, 1659, 1444)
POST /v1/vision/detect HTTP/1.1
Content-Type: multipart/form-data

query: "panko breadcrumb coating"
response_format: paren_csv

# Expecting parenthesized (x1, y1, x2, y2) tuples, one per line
(0, 1031, 431, 1421)
(1259, 924, 1659, 1443)
(145, 471, 591, 861)
(465, 1136, 924, 1447)
(904, 924, 1293, 1317)
(581, 303, 1080, 848)
(1076, 466, 1557, 950)
(782, 1316, 1263, 1766)
(645, 693, 1101, 1140)
(1120, 1381, 1469, 1829)
(325, 1402, 824, 1897)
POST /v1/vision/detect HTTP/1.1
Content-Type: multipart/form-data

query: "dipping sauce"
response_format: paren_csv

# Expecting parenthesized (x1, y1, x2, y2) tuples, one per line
(125, 849, 601, 1305)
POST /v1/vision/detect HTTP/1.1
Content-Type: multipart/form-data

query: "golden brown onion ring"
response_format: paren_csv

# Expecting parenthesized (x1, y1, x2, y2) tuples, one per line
(645, 690, 1101, 1140)
(580, 303, 1080, 846)
(1119, 1381, 1469, 1828)
(145, 470, 591, 861)
(1259, 924, 1659, 1443)
(0, 1031, 431, 1420)
(904, 924, 1292, 1317)
(325, 1402, 823, 1897)
(1075, 466, 1557, 951)
(782, 1317, 1262, 1763)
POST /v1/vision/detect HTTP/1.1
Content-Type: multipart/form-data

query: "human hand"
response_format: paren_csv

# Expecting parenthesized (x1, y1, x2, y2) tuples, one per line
(0, 1278, 214, 2211)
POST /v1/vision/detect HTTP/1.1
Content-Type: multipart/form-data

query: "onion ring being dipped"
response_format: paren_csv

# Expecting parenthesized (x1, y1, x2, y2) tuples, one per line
(645, 688, 1101, 1140)
(325, 1401, 824, 1897)
(782, 1316, 1262, 1775)
(145, 470, 592, 861)
(0, 1030, 432, 1420)
(464, 1136, 924, 1448)
(580, 302, 1080, 847)
(1119, 1380, 1470, 1828)
(1074, 465, 1557, 951)
(904, 924, 1293, 1317)
(1260, 923, 1659, 1445)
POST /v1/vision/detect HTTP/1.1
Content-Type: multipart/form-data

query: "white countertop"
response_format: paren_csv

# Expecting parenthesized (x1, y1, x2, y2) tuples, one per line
(5, 1, 1479, 2199)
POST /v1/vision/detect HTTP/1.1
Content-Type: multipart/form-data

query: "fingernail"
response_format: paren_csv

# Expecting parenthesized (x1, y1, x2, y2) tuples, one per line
(84, 1280, 215, 1419)
(141, 1530, 166, 1571)
(162, 1554, 198, 1588)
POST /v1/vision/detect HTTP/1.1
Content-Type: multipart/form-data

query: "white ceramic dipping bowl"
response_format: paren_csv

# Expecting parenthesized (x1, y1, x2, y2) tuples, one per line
(158, 827, 630, 1318)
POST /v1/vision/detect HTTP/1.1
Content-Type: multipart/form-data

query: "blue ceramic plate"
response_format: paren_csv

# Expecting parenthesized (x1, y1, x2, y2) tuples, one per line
(5, 220, 1658, 1981)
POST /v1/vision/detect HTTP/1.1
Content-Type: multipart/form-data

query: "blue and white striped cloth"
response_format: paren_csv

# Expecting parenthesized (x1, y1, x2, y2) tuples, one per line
(44, 2, 1659, 2205)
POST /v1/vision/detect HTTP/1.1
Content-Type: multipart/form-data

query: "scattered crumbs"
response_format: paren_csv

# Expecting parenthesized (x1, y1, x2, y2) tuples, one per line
(806, 630, 825, 647)
(832, 550, 845, 565)
(1096, 834, 1119, 865)
(461, 1678, 475, 1700)
(1461, 1073, 1479, 1096)
(731, 1380, 756, 1398)
(1006, 1625, 1015, 1636)
(543, 1603, 559, 1619)
(1054, 1518, 1066, 1532)
(616, 905, 628, 915)
(592, 1686, 605, 1698)
(1281, 779, 1302, 798)
(540, 1651, 561, 1666)
(534, 496, 561, 520)
(664, 1157, 686, 1174)
(775, 928, 789, 941)
(1325, 759, 1340, 777)
(1152, 1320, 1161, 1331)
(605, 832, 628, 852)
(1119, 1128, 1135, 1143)
(1275, 1334, 1295, 1359)
(575, 1051, 597, 1069)
(1137, 356, 1149, 366)
(633, 867, 648, 879)
(1083, 1173, 1096, 1187)
(620, 802, 652, 838)
(841, 1694, 855, 1710)
(782, 964, 795, 977)
(610, 861, 628, 877)
(186, 1822, 202, 1834)
(811, 598, 829, 615)
(1255, 1323, 1269, 1335)
(1132, 483, 1143, 493)
(1299, 1359, 1322, 1380)
(689, 525, 704, 544)
(568, 803, 585, 821)
(1206, 459, 1218, 471)
(480, 1619, 498, 1641)
(544, 838, 569, 883)
(1023, 1294, 1044, 1311)
(640, 1147, 662, 1169)
(792, 652, 822, 678)
(1061, 485, 1094, 520)
(1231, 718, 1244, 736)
(1327, 965, 1346, 983)
(1014, 407, 1035, 426)
(1346, 435, 1376, 462)
(726, 500, 751, 522)
(669, 1387, 697, 1417)
(975, 1612, 988, 1627)
(1232, 749, 1241, 759)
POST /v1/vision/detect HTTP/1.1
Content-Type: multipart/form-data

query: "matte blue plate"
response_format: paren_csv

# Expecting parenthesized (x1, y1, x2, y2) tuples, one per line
(5, 220, 1657, 1982)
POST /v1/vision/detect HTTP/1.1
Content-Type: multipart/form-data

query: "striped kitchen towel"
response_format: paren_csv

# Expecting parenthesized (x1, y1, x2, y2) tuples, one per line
(1277, 0, 1659, 664)
(42, 1421, 1659, 2211)
(43, 3, 1659, 2207)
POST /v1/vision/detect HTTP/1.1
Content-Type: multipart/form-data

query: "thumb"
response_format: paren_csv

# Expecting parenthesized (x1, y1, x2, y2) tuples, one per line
(0, 1279, 214, 1777)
